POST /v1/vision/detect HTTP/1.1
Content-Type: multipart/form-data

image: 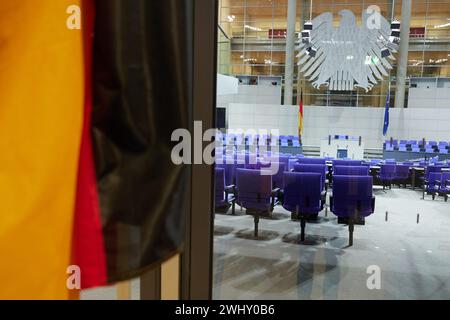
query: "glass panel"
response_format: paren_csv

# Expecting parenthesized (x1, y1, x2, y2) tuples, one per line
(215, 0, 450, 300)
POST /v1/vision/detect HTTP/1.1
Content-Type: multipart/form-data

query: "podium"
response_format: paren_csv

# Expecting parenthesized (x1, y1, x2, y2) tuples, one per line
(320, 135, 364, 160)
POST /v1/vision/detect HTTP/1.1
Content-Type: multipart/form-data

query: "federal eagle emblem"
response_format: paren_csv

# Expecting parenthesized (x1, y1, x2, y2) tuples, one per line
(297, 8, 400, 92)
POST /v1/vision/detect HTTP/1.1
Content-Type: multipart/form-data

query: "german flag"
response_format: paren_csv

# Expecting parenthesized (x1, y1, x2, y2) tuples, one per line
(298, 90, 304, 137)
(0, 0, 191, 299)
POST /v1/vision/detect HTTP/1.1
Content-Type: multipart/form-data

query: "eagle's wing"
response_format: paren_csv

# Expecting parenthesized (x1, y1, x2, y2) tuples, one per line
(296, 12, 334, 89)
(357, 10, 394, 91)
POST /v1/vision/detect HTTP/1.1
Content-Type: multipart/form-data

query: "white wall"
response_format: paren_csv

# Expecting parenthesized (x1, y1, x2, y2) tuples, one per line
(227, 103, 298, 136)
(217, 84, 282, 108)
(302, 106, 450, 148)
(226, 103, 450, 149)
(217, 74, 238, 95)
(408, 88, 450, 108)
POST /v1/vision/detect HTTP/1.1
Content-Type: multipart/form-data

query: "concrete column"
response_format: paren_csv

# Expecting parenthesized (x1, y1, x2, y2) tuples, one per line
(297, 0, 310, 105)
(394, 0, 411, 108)
(284, 0, 297, 105)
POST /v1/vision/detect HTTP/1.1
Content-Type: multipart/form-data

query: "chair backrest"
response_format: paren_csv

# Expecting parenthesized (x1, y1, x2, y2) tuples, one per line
(270, 162, 286, 189)
(426, 165, 443, 180)
(334, 165, 369, 176)
(215, 168, 226, 202)
(282, 172, 322, 214)
(395, 164, 410, 177)
(440, 172, 450, 185)
(236, 169, 272, 210)
(332, 159, 362, 168)
(297, 157, 326, 165)
(293, 164, 326, 189)
(427, 172, 442, 192)
(216, 163, 235, 186)
(380, 164, 396, 177)
(332, 175, 374, 218)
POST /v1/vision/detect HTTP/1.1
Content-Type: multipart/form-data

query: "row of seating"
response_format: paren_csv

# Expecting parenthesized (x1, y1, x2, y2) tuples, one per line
(423, 171, 450, 202)
(385, 139, 450, 147)
(215, 157, 379, 246)
(385, 139, 450, 153)
(219, 134, 301, 147)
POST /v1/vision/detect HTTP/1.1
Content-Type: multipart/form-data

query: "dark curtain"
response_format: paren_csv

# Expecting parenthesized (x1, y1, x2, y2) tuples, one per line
(92, 0, 192, 283)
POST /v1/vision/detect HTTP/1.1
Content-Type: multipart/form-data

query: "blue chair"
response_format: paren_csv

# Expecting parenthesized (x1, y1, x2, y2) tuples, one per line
(423, 172, 442, 200)
(438, 172, 450, 202)
(297, 157, 326, 165)
(424, 165, 443, 182)
(332, 159, 362, 168)
(294, 163, 328, 192)
(334, 165, 369, 176)
(236, 169, 278, 237)
(270, 162, 287, 189)
(330, 175, 375, 246)
(282, 172, 323, 241)
(394, 164, 410, 187)
(215, 168, 235, 214)
(378, 164, 396, 189)
(216, 162, 236, 186)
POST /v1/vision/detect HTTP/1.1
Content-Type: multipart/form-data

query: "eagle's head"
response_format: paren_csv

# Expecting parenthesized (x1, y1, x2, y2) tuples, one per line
(338, 9, 356, 26)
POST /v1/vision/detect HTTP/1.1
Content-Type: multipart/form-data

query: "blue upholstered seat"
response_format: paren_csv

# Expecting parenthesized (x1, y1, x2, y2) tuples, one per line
(282, 172, 323, 241)
(334, 165, 369, 176)
(330, 175, 375, 246)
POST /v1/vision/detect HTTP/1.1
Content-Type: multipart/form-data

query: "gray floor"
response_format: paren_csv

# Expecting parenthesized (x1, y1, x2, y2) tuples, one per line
(80, 279, 140, 300)
(213, 187, 450, 300)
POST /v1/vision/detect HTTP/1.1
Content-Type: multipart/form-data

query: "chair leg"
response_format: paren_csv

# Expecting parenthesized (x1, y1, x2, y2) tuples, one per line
(432, 193, 435, 200)
(445, 194, 448, 202)
(231, 200, 235, 215)
(348, 218, 354, 247)
(300, 216, 306, 242)
(254, 212, 260, 238)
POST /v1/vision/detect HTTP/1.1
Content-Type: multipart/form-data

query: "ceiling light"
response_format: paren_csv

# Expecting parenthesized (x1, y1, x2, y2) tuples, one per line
(434, 22, 450, 28)
(244, 25, 262, 32)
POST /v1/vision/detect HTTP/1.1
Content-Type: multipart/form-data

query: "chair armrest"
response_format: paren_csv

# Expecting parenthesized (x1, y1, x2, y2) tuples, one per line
(272, 188, 280, 196)
(225, 184, 235, 194)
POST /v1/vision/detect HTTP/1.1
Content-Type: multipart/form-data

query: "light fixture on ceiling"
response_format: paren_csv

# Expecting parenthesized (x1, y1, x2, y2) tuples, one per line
(244, 24, 262, 32)
(434, 19, 450, 28)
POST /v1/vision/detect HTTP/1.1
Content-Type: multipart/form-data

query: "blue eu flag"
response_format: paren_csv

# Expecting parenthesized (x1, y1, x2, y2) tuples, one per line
(383, 93, 390, 136)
